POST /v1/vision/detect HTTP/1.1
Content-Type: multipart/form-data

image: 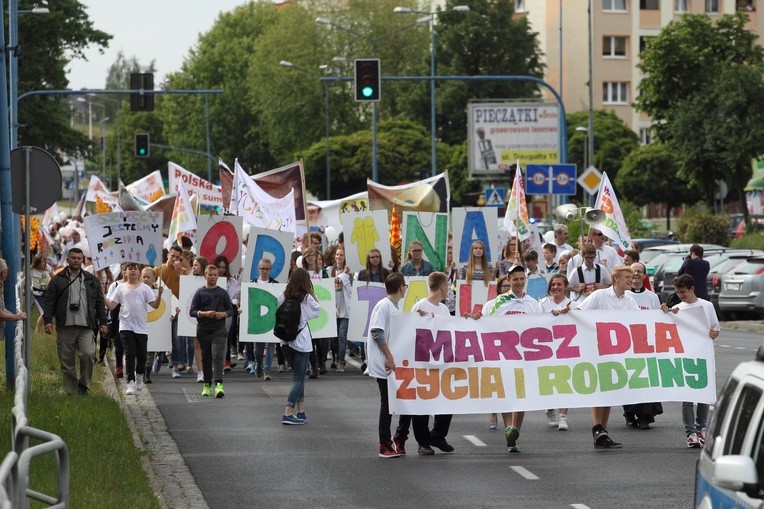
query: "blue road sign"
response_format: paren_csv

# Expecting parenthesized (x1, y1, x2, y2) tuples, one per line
(525, 164, 577, 195)
(485, 187, 505, 207)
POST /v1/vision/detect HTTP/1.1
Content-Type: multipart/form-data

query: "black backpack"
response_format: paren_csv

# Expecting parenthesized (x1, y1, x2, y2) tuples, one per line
(273, 292, 306, 342)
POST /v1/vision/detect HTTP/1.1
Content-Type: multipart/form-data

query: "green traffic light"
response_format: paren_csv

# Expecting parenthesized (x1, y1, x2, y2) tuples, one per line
(139, 148, 147, 155)
(362, 86, 374, 98)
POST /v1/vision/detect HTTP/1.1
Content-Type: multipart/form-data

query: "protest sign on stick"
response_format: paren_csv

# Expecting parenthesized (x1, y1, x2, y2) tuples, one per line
(84, 211, 163, 271)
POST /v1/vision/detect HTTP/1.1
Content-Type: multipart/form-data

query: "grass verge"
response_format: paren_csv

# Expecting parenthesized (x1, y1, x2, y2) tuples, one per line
(0, 323, 161, 508)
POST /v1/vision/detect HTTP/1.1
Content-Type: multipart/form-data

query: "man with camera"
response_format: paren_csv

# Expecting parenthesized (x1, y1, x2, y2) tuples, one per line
(43, 247, 108, 395)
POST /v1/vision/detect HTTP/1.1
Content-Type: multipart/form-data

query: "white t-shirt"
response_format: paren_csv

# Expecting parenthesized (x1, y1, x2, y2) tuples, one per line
(334, 272, 353, 319)
(109, 283, 156, 334)
(575, 286, 639, 311)
(626, 289, 660, 310)
(482, 293, 543, 316)
(277, 293, 321, 353)
(567, 244, 623, 275)
(539, 296, 572, 313)
(367, 297, 400, 379)
(675, 299, 721, 332)
(412, 297, 450, 317)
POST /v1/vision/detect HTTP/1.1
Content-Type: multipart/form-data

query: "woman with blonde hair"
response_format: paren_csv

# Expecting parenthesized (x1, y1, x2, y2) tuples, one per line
(459, 240, 492, 286)
(497, 237, 524, 277)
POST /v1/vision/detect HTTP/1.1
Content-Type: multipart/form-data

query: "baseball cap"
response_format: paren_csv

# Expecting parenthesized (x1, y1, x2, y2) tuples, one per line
(507, 264, 525, 275)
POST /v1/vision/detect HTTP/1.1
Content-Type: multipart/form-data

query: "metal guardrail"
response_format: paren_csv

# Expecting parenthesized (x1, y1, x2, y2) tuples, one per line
(0, 278, 69, 507)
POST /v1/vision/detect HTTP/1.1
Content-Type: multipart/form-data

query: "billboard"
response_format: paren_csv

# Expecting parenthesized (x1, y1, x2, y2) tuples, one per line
(468, 101, 560, 176)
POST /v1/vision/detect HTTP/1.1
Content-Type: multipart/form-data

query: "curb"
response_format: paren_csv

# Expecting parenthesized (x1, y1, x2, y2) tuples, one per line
(102, 357, 209, 509)
(722, 321, 764, 334)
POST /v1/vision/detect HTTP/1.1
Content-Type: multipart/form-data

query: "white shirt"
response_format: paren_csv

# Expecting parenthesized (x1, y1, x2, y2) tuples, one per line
(554, 242, 574, 262)
(334, 272, 353, 319)
(367, 297, 400, 379)
(567, 244, 623, 275)
(576, 286, 639, 311)
(482, 293, 543, 316)
(568, 263, 612, 302)
(626, 289, 660, 310)
(675, 299, 721, 332)
(539, 296, 572, 313)
(277, 293, 321, 353)
(412, 297, 450, 317)
(109, 283, 156, 334)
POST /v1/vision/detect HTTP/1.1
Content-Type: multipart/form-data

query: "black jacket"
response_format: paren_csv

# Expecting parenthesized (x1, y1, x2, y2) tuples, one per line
(43, 268, 108, 329)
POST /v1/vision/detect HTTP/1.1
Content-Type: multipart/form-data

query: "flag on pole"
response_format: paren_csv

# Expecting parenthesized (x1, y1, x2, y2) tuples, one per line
(594, 172, 632, 251)
(390, 203, 401, 262)
(168, 180, 197, 245)
(219, 159, 234, 213)
(503, 161, 531, 240)
(232, 160, 296, 232)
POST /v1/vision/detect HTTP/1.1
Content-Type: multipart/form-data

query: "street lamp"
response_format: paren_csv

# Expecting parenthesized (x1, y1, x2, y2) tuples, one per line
(99, 117, 109, 178)
(9, 2, 50, 148)
(394, 5, 470, 177)
(575, 126, 589, 170)
(76, 96, 105, 140)
(92, 94, 123, 188)
(279, 60, 334, 199)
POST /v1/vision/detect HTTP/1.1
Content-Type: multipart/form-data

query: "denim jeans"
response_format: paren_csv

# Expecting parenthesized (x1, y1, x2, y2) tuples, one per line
(682, 402, 709, 434)
(336, 318, 349, 364)
(255, 343, 274, 372)
(283, 346, 310, 407)
(170, 317, 182, 366)
(179, 336, 194, 367)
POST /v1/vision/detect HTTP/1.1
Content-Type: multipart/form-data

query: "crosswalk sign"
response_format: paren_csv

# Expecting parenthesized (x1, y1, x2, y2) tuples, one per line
(485, 187, 505, 207)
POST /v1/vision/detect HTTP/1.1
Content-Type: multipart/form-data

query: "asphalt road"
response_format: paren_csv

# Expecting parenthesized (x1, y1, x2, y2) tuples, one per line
(147, 329, 762, 509)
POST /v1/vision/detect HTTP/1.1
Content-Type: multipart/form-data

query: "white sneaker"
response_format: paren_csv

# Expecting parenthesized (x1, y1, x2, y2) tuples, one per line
(687, 432, 701, 448)
(196, 372, 204, 383)
(546, 409, 558, 427)
(136, 379, 144, 391)
(125, 381, 136, 395)
(558, 414, 569, 430)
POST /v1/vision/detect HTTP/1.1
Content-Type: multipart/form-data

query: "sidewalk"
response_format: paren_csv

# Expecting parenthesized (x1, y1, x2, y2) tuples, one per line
(103, 358, 209, 509)
(722, 320, 764, 334)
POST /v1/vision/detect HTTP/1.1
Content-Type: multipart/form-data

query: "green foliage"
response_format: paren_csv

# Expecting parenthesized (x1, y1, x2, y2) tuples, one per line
(566, 110, 638, 198)
(636, 12, 764, 206)
(106, 102, 168, 185)
(17, 0, 111, 156)
(675, 206, 731, 246)
(730, 233, 764, 250)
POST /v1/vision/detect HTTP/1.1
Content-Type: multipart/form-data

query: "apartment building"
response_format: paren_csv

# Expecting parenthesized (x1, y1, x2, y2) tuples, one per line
(522, 0, 758, 141)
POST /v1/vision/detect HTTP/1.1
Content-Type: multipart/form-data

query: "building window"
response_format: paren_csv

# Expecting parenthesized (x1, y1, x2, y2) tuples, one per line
(604, 0, 628, 11)
(603, 36, 628, 57)
(603, 82, 629, 104)
(674, 0, 689, 11)
(515, 0, 526, 13)
(737, 1, 756, 11)
(639, 128, 653, 145)
(640, 0, 660, 8)
(706, 0, 720, 12)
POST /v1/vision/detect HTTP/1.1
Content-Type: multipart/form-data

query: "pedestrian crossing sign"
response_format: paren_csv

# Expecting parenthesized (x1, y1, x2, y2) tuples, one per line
(485, 187, 505, 207)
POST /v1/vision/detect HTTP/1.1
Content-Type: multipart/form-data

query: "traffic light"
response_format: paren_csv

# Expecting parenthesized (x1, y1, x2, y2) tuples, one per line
(354, 59, 381, 102)
(130, 72, 155, 112)
(134, 133, 150, 157)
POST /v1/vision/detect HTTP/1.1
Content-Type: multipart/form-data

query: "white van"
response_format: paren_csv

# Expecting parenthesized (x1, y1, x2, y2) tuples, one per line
(695, 346, 764, 508)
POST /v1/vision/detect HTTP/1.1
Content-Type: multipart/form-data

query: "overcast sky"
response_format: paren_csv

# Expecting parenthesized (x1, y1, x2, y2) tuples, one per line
(65, 0, 251, 90)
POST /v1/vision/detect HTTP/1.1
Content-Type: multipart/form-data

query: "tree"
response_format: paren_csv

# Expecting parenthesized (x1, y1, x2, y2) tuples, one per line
(17, 0, 111, 156)
(615, 143, 701, 230)
(566, 110, 639, 200)
(636, 12, 764, 217)
(409, 0, 545, 146)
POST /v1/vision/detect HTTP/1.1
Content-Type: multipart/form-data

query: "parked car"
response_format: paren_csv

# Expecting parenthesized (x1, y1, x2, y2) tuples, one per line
(707, 251, 764, 320)
(655, 251, 726, 303)
(642, 244, 726, 288)
(695, 345, 764, 508)
(718, 256, 764, 319)
(728, 213, 764, 239)
(632, 237, 679, 252)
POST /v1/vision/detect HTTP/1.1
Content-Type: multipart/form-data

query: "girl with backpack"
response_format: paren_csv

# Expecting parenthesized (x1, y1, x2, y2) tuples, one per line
(278, 268, 321, 425)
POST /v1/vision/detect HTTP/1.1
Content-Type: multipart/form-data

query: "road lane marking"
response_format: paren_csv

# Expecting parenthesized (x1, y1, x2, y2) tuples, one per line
(510, 466, 539, 480)
(570, 504, 591, 509)
(182, 388, 199, 403)
(463, 435, 487, 447)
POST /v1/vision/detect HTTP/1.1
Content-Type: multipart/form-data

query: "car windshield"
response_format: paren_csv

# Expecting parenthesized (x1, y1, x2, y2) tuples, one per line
(662, 255, 687, 273)
(730, 260, 764, 275)
(711, 257, 750, 276)
(640, 249, 668, 265)
(645, 253, 670, 271)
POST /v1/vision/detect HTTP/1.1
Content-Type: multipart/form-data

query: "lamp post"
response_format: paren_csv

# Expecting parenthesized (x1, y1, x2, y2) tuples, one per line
(279, 60, 334, 199)
(575, 126, 588, 170)
(98, 117, 109, 178)
(77, 96, 105, 141)
(394, 5, 470, 177)
(93, 95, 122, 187)
(9, 2, 50, 148)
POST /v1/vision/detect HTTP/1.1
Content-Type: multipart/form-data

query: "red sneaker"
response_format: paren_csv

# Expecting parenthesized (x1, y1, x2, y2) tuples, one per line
(393, 435, 407, 455)
(115, 367, 123, 378)
(378, 442, 401, 458)
(223, 361, 232, 373)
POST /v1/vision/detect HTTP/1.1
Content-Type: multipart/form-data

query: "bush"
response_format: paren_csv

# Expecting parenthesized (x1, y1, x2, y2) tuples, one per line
(730, 233, 764, 249)
(676, 206, 731, 246)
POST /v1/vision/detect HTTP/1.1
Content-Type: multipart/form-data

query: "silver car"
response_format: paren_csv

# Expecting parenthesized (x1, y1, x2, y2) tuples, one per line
(718, 256, 764, 319)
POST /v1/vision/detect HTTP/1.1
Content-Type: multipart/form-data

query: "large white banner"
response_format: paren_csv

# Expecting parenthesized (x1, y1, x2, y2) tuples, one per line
(147, 290, 172, 352)
(84, 211, 164, 271)
(196, 215, 243, 276)
(232, 160, 296, 232)
(127, 170, 165, 203)
(242, 226, 294, 283)
(168, 161, 223, 208)
(346, 277, 428, 342)
(238, 280, 337, 343)
(341, 209, 391, 272)
(401, 212, 448, 271)
(387, 307, 716, 415)
(451, 208, 499, 265)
